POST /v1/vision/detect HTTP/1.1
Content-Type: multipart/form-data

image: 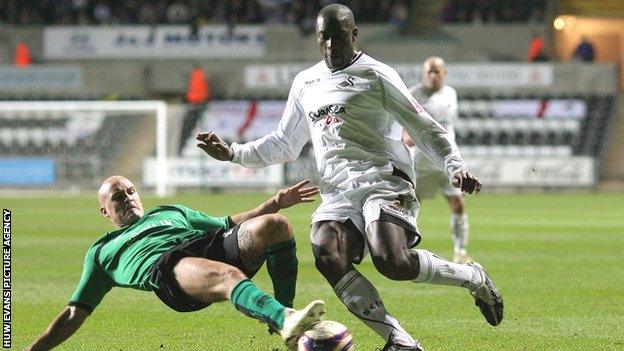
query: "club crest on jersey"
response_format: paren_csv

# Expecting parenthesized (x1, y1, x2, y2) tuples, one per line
(308, 104, 346, 122)
(336, 75, 355, 88)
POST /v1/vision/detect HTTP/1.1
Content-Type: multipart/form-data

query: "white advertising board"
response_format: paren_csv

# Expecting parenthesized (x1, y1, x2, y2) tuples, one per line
(44, 25, 265, 59)
(245, 63, 553, 89)
(143, 157, 283, 188)
(492, 99, 587, 119)
(464, 156, 595, 187)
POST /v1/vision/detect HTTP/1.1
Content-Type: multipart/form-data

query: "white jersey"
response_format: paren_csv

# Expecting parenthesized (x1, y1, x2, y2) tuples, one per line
(409, 84, 459, 174)
(231, 52, 467, 201)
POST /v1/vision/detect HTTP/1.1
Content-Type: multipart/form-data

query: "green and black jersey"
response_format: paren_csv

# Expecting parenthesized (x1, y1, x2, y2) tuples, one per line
(68, 205, 231, 314)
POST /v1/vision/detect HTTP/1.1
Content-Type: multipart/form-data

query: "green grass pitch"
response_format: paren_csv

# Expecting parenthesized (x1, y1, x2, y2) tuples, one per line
(7, 192, 624, 350)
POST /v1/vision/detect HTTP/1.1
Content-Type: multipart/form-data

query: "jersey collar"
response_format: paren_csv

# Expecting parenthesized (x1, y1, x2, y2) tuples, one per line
(330, 51, 363, 73)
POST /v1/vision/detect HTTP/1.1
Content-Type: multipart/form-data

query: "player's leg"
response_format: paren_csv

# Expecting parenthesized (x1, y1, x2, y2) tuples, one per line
(445, 190, 470, 263)
(311, 220, 417, 348)
(235, 213, 298, 307)
(173, 257, 324, 349)
(366, 220, 503, 326)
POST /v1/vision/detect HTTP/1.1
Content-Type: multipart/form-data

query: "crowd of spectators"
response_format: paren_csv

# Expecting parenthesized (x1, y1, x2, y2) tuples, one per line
(2, 0, 548, 27)
(441, 0, 547, 24)
(1, 0, 409, 26)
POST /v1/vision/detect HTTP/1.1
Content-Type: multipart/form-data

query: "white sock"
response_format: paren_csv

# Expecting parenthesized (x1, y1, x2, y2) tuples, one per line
(412, 249, 482, 290)
(334, 270, 416, 347)
(451, 214, 469, 255)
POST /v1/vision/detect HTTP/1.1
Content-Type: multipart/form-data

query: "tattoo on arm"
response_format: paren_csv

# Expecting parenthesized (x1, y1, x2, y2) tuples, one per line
(238, 222, 265, 273)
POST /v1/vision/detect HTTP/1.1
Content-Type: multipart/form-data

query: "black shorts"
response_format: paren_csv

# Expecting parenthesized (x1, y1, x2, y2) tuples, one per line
(149, 225, 258, 313)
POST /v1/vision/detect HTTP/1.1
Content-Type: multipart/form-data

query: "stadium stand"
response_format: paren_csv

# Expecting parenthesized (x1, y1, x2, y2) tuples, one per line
(1, 0, 548, 26)
(0, 109, 140, 187)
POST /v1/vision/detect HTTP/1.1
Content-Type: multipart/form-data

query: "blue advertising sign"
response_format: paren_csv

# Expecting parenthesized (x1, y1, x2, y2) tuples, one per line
(0, 158, 55, 185)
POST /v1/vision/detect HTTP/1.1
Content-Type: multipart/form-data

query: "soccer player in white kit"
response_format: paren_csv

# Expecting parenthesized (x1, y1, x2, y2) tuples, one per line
(197, 5, 503, 350)
(402, 57, 472, 264)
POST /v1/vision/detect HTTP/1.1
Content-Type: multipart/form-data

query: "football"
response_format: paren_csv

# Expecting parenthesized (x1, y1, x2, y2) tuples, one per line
(297, 320, 354, 351)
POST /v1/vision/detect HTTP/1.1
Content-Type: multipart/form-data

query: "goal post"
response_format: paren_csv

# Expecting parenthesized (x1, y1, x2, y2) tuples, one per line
(0, 101, 168, 197)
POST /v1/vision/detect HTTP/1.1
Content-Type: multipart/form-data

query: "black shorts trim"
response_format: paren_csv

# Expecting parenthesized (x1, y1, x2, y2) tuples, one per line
(149, 225, 247, 313)
(378, 210, 422, 248)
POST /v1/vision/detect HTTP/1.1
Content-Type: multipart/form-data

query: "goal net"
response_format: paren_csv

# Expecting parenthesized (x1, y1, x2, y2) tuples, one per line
(0, 101, 168, 197)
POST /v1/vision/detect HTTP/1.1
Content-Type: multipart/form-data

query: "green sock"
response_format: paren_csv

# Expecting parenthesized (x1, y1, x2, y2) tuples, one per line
(230, 279, 286, 330)
(266, 238, 298, 308)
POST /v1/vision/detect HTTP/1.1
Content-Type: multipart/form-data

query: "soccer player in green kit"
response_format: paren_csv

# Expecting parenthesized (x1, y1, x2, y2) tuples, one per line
(26, 175, 325, 351)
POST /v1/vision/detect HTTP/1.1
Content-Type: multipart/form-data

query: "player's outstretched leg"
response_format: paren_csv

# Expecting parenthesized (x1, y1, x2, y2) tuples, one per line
(174, 257, 324, 350)
(366, 221, 503, 326)
(312, 221, 419, 349)
(411, 250, 503, 326)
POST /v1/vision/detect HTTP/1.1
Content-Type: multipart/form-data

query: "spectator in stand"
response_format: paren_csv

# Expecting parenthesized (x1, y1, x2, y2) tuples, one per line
(388, 0, 409, 34)
(167, 1, 191, 24)
(572, 37, 596, 62)
(527, 33, 548, 62)
(92, 0, 112, 24)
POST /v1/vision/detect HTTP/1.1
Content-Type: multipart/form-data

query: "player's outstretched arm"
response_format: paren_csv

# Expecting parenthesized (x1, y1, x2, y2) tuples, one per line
(25, 305, 89, 351)
(196, 132, 234, 161)
(230, 179, 319, 225)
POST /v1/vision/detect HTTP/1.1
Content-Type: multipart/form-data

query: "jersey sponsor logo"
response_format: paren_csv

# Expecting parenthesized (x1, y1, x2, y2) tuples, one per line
(324, 115, 341, 125)
(308, 104, 346, 122)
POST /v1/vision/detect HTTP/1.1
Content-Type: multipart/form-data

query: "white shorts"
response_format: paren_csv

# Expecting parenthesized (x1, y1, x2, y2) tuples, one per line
(311, 176, 421, 262)
(415, 170, 462, 200)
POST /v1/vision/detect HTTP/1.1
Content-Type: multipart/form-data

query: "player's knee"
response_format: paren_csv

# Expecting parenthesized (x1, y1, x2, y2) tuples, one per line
(371, 252, 413, 280)
(217, 265, 247, 284)
(258, 213, 293, 242)
(449, 196, 465, 214)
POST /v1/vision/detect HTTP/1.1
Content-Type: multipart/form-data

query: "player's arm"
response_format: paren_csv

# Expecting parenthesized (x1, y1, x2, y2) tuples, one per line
(26, 246, 113, 351)
(197, 85, 311, 168)
(402, 89, 458, 148)
(230, 179, 319, 225)
(25, 305, 89, 351)
(377, 69, 481, 193)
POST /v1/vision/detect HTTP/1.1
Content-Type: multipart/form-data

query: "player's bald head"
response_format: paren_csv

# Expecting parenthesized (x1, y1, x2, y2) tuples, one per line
(424, 56, 446, 71)
(422, 56, 447, 91)
(98, 175, 133, 205)
(316, 4, 358, 70)
(317, 4, 356, 30)
(98, 175, 144, 228)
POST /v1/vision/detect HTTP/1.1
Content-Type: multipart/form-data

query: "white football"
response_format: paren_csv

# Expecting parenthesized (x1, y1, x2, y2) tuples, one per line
(297, 320, 354, 351)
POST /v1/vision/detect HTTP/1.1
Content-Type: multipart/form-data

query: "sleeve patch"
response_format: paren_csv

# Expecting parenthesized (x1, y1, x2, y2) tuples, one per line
(408, 96, 425, 113)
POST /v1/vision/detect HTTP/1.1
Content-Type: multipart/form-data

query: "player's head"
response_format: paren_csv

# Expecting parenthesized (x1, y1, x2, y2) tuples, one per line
(316, 4, 358, 70)
(422, 56, 447, 91)
(98, 175, 144, 228)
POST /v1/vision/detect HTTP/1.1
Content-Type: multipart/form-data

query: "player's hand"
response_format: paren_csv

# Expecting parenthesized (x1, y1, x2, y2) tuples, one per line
(452, 170, 482, 194)
(275, 179, 320, 209)
(196, 132, 234, 161)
